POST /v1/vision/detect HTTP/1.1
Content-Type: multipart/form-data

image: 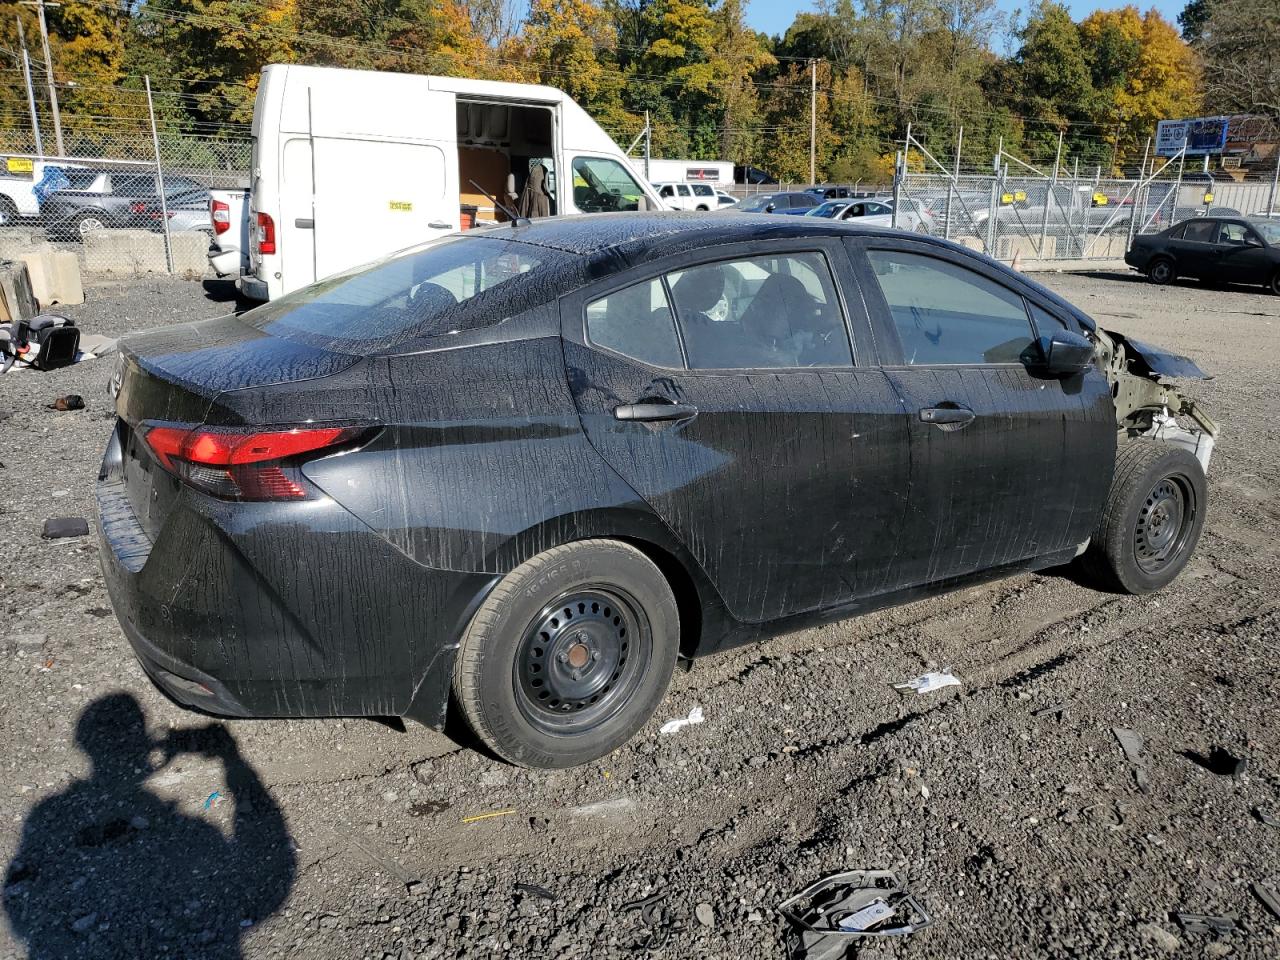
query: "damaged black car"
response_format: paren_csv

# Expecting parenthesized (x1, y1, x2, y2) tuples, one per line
(98, 213, 1218, 768)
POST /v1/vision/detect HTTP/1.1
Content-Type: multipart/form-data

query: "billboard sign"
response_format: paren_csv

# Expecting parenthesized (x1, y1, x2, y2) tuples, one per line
(1156, 117, 1230, 156)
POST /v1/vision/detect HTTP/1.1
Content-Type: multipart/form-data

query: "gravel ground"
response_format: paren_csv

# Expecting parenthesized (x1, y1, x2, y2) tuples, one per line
(2, 270, 1279, 960)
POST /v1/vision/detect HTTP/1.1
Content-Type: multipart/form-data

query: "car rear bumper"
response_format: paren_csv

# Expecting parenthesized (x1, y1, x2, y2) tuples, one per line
(237, 274, 269, 301)
(96, 423, 497, 727)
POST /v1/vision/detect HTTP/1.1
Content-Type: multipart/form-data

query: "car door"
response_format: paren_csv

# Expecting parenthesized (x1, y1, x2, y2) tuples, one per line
(1169, 218, 1220, 278)
(561, 239, 913, 624)
(848, 237, 1114, 586)
(1215, 221, 1273, 285)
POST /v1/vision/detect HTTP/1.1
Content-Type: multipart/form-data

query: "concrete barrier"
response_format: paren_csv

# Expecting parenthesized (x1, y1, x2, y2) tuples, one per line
(80, 229, 210, 276)
(20, 248, 84, 307)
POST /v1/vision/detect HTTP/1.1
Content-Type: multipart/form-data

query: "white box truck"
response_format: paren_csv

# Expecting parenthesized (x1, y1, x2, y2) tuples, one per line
(242, 64, 665, 301)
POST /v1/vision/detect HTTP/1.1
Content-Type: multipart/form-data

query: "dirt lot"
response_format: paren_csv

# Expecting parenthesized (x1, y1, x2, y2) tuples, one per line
(1, 270, 1278, 960)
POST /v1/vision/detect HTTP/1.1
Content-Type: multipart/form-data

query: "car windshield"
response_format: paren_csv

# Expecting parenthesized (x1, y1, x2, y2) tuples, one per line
(242, 235, 578, 354)
(738, 195, 776, 212)
(1250, 219, 1280, 244)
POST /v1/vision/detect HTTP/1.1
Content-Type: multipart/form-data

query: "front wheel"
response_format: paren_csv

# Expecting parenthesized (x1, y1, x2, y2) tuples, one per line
(452, 539, 679, 768)
(1147, 257, 1175, 285)
(1271, 270, 1280, 296)
(1081, 440, 1207, 594)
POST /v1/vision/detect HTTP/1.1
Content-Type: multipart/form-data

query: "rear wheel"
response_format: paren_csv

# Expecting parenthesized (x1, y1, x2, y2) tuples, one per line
(0, 197, 17, 227)
(1271, 270, 1280, 296)
(452, 539, 679, 768)
(75, 212, 107, 240)
(1147, 257, 1175, 285)
(1081, 440, 1206, 594)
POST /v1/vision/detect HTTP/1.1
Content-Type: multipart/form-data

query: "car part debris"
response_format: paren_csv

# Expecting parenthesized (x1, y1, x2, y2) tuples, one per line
(1113, 727, 1149, 791)
(42, 517, 89, 539)
(779, 869, 932, 959)
(659, 705, 704, 735)
(1179, 746, 1247, 777)
(1254, 806, 1280, 828)
(1252, 877, 1280, 921)
(514, 882, 557, 901)
(1175, 912, 1236, 936)
(47, 394, 84, 411)
(893, 670, 960, 694)
(460, 808, 516, 824)
(623, 891, 670, 950)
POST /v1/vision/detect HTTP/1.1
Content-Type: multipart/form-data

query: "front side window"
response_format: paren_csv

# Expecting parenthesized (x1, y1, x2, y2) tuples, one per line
(585, 278, 682, 368)
(1218, 222, 1257, 245)
(667, 253, 852, 369)
(1182, 220, 1217, 243)
(659, 185, 674, 198)
(571, 156, 645, 213)
(866, 250, 1035, 365)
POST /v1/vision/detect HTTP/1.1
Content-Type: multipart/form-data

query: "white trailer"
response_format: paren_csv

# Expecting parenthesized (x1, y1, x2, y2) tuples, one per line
(641, 159, 734, 186)
(242, 64, 665, 301)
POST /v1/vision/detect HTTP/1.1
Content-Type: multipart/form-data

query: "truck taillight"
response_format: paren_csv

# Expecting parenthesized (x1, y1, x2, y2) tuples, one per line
(211, 198, 230, 235)
(256, 212, 276, 254)
(139, 422, 367, 502)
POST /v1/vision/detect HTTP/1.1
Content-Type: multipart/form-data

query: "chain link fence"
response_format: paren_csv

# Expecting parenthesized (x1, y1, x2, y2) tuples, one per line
(0, 126, 250, 278)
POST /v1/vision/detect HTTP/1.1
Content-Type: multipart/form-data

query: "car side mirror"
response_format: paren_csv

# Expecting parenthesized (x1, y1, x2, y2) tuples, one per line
(764, 203, 776, 213)
(1033, 330, 1094, 377)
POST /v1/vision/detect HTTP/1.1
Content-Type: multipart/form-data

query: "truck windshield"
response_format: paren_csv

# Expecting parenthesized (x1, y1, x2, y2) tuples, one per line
(242, 235, 578, 354)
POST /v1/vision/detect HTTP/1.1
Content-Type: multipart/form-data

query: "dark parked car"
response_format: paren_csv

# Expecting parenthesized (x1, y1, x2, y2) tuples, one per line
(99, 213, 1218, 768)
(1126, 217, 1280, 294)
(43, 172, 205, 240)
(736, 191, 819, 215)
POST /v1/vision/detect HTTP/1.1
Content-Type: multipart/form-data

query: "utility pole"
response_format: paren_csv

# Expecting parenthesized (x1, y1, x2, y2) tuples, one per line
(21, 0, 63, 155)
(16, 17, 44, 157)
(809, 59, 817, 186)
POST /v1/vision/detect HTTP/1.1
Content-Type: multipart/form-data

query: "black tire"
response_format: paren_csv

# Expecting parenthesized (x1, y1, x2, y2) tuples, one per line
(1147, 257, 1175, 285)
(0, 197, 17, 227)
(452, 539, 679, 768)
(1271, 270, 1280, 296)
(695, 204, 710, 212)
(1081, 440, 1207, 594)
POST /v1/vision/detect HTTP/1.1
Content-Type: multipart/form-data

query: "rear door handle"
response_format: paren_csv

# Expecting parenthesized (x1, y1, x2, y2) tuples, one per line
(919, 406, 976, 427)
(427, 220, 452, 230)
(614, 402, 698, 422)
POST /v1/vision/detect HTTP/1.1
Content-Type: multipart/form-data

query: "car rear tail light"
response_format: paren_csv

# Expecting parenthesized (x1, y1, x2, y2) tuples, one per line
(256, 211, 276, 254)
(130, 201, 146, 214)
(139, 422, 367, 501)
(211, 198, 230, 235)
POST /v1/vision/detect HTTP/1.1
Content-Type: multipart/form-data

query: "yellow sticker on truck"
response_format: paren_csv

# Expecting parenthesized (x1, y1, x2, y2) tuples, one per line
(6, 157, 34, 174)
(389, 201, 413, 212)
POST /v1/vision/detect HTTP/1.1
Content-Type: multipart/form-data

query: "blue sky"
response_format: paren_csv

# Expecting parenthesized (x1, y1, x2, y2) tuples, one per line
(744, 0, 1188, 40)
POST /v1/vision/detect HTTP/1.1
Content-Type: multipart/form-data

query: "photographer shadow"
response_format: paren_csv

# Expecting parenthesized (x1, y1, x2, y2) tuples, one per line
(4, 693, 295, 959)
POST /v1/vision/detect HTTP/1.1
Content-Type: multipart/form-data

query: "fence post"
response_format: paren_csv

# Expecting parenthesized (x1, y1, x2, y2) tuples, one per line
(145, 76, 174, 275)
(985, 142, 1001, 255)
(891, 150, 903, 229)
(946, 126, 962, 242)
(1037, 131, 1063, 261)
(1269, 145, 1280, 217)
(1128, 137, 1150, 250)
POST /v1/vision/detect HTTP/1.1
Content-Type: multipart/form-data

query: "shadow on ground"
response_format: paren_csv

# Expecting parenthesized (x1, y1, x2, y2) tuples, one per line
(3, 694, 295, 959)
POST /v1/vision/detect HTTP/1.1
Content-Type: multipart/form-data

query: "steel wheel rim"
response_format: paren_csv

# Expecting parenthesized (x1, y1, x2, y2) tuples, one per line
(1151, 261, 1171, 283)
(513, 586, 652, 736)
(1135, 475, 1194, 573)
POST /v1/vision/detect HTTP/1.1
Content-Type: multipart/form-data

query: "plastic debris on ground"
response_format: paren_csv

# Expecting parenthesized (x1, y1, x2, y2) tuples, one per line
(1112, 727, 1149, 791)
(47, 394, 85, 411)
(892, 670, 961, 695)
(659, 705, 705, 735)
(1254, 806, 1280, 828)
(1252, 877, 1280, 921)
(41, 517, 90, 540)
(1174, 912, 1236, 936)
(779, 869, 932, 959)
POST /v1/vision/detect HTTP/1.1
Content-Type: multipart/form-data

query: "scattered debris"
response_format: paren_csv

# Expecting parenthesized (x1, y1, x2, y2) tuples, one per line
(893, 670, 961, 695)
(408, 800, 451, 817)
(515, 882, 557, 901)
(1031, 702, 1070, 718)
(1252, 877, 1280, 921)
(695, 902, 715, 927)
(1175, 912, 1237, 937)
(659, 705, 705, 735)
(779, 869, 932, 958)
(623, 891, 670, 950)
(569, 796, 638, 819)
(460, 808, 517, 825)
(1180, 746, 1247, 777)
(1113, 727, 1149, 791)
(202, 791, 222, 810)
(47, 394, 85, 411)
(1254, 806, 1280, 828)
(41, 517, 89, 539)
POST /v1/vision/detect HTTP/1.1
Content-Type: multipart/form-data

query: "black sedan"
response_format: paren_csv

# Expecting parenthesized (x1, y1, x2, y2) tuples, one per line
(1126, 216, 1280, 294)
(99, 213, 1218, 768)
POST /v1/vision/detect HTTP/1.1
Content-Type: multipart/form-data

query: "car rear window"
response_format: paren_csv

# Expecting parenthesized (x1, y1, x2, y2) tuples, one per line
(242, 235, 578, 354)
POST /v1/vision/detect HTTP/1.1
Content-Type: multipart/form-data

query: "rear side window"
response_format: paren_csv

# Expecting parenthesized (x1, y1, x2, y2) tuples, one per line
(586, 278, 682, 368)
(243, 235, 576, 353)
(866, 250, 1034, 365)
(1218, 222, 1255, 245)
(692, 184, 714, 197)
(1181, 220, 1217, 243)
(667, 253, 852, 369)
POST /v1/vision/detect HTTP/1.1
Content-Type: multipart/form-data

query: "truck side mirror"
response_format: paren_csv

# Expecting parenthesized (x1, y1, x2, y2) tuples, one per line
(505, 173, 517, 201)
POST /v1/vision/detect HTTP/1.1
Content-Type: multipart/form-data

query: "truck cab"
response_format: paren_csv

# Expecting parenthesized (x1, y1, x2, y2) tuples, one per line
(242, 65, 664, 302)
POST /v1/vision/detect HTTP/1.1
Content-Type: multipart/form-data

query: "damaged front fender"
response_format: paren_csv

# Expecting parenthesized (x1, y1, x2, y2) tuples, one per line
(1094, 326, 1220, 471)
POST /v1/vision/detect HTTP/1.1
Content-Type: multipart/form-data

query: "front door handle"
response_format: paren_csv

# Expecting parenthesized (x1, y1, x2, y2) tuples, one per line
(614, 402, 698, 423)
(919, 406, 976, 427)
(427, 220, 452, 229)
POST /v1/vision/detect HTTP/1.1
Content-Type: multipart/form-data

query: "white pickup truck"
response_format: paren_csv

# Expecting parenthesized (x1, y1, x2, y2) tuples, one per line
(207, 187, 250, 279)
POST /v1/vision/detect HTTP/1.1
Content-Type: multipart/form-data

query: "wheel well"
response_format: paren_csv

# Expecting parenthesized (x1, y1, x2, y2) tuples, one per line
(0, 195, 17, 214)
(616, 536, 704, 660)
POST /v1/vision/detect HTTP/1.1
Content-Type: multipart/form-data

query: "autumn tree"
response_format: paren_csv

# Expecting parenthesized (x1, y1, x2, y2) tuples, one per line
(1199, 0, 1280, 122)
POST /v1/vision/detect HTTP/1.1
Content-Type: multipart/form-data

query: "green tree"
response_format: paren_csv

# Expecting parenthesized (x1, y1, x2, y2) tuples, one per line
(1200, 0, 1280, 122)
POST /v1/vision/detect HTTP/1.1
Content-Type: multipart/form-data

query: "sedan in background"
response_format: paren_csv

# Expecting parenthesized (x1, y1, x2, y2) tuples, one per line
(834, 198, 929, 232)
(736, 191, 819, 215)
(1126, 217, 1280, 294)
(100, 213, 1216, 769)
(805, 199, 853, 219)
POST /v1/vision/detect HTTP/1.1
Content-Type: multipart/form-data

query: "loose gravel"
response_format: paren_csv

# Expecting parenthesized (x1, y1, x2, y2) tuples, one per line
(1, 269, 1279, 959)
